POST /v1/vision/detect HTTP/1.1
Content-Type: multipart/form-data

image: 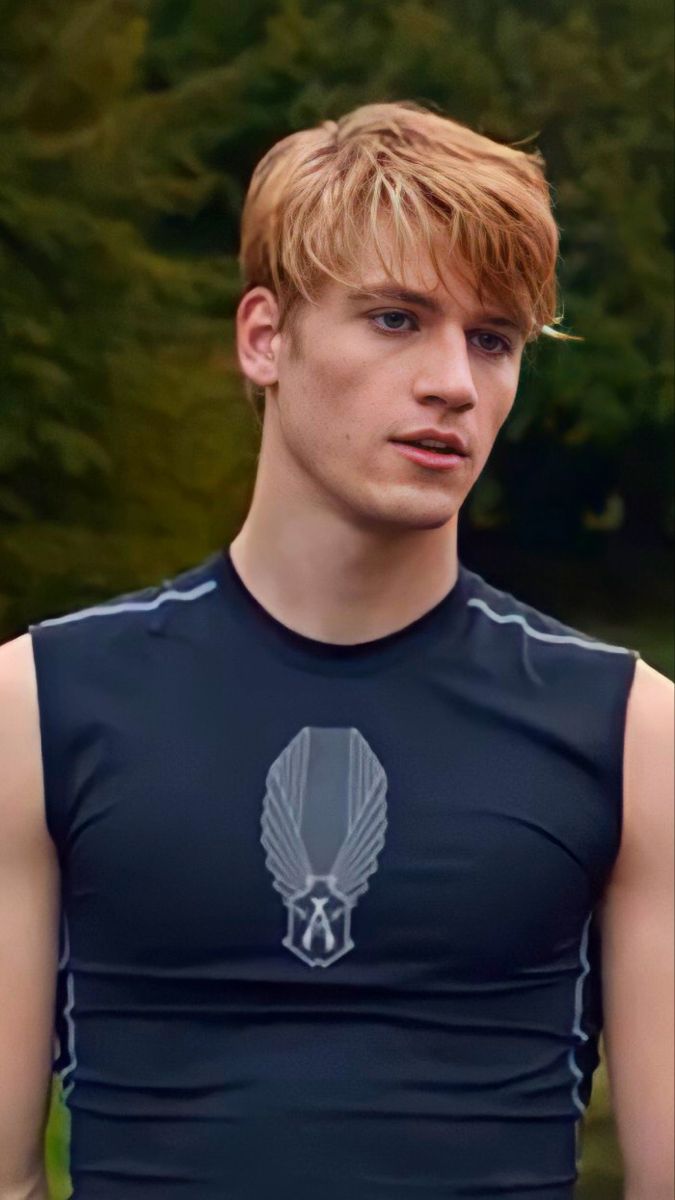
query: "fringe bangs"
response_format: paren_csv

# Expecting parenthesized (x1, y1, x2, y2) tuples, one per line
(240, 102, 575, 357)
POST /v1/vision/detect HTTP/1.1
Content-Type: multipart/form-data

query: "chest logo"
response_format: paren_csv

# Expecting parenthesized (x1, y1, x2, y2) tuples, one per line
(261, 726, 388, 967)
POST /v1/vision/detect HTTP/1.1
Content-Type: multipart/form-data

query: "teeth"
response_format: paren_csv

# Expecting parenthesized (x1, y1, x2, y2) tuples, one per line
(416, 439, 450, 450)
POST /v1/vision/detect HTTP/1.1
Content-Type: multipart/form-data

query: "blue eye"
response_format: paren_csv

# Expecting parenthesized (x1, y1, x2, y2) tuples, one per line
(369, 312, 513, 357)
(370, 311, 416, 333)
(470, 331, 512, 356)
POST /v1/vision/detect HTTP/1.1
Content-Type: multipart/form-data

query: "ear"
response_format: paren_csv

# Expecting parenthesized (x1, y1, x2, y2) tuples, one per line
(236, 286, 281, 390)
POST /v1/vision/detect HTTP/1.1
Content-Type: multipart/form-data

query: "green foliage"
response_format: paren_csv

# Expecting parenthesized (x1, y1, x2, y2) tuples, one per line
(0, 7, 665, 1191)
(0, 0, 253, 632)
(147, 0, 673, 539)
(0, 0, 672, 631)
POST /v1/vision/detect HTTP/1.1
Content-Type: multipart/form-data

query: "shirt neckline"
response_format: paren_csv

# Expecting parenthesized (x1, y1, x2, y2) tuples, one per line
(208, 545, 472, 674)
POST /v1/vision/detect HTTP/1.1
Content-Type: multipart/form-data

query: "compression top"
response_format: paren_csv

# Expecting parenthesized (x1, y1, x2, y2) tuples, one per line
(29, 546, 639, 1200)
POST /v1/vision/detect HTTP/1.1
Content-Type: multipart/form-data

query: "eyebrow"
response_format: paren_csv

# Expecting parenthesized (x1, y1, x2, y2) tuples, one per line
(345, 284, 526, 337)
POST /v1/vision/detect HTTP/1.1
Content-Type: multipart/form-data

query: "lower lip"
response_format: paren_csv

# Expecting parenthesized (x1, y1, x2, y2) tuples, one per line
(391, 442, 468, 470)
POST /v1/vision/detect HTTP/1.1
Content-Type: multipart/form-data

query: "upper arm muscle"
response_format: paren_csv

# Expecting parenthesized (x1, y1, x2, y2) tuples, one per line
(0, 633, 60, 1195)
(599, 658, 674, 1195)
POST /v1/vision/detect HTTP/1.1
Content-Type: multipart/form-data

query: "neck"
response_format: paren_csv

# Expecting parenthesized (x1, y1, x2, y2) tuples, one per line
(229, 463, 460, 648)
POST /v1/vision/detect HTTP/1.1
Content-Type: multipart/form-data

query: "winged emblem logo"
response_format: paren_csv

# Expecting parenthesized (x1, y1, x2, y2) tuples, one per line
(260, 726, 389, 967)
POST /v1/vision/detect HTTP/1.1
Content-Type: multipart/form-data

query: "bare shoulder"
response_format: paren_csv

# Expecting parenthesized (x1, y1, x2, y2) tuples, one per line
(597, 659, 674, 1189)
(624, 658, 674, 774)
(628, 656, 675, 709)
(0, 633, 48, 844)
(0, 636, 60, 1192)
(0, 630, 38, 691)
(614, 656, 674, 881)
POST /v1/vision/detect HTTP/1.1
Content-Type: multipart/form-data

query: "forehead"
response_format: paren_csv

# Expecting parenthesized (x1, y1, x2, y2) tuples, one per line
(315, 225, 524, 331)
(289, 210, 532, 340)
(316, 265, 525, 339)
(328, 227, 474, 302)
(358, 228, 450, 284)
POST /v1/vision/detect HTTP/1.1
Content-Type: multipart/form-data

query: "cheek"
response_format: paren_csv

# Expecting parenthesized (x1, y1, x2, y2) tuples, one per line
(486, 372, 518, 430)
(495, 392, 517, 431)
(279, 351, 362, 461)
(472, 381, 518, 467)
(299, 352, 380, 443)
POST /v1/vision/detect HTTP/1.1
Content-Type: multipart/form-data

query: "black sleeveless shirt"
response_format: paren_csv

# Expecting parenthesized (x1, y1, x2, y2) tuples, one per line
(29, 547, 638, 1199)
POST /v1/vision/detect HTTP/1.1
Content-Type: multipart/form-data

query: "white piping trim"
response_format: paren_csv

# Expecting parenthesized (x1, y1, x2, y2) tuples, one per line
(467, 597, 630, 654)
(58, 918, 77, 1100)
(37, 580, 217, 627)
(568, 910, 592, 1114)
(58, 908, 69, 970)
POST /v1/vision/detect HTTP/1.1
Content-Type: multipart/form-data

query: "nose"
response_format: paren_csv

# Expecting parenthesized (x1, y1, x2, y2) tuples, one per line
(412, 329, 479, 412)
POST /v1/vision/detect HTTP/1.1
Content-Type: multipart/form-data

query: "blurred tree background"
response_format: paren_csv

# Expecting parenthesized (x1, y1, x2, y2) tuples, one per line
(0, 0, 672, 1196)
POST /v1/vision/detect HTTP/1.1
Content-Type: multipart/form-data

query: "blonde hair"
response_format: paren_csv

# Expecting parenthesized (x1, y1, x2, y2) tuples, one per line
(238, 100, 576, 419)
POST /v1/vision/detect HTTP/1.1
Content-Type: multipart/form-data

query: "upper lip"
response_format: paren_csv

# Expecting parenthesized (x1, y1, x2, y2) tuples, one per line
(390, 428, 469, 456)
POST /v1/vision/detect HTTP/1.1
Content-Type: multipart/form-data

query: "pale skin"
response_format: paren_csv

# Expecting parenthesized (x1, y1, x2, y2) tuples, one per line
(0, 227, 673, 1197)
(232, 233, 524, 645)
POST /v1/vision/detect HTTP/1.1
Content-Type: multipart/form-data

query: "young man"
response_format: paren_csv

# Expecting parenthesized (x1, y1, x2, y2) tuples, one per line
(1, 102, 673, 1200)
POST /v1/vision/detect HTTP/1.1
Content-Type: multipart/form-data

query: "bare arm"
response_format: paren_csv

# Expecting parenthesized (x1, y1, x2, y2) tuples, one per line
(0, 634, 60, 1200)
(598, 658, 674, 1199)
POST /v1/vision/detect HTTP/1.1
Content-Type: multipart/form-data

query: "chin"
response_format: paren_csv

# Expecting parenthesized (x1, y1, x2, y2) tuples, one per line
(321, 471, 464, 532)
(397, 510, 458, 531)
(349, 494, 460, 533)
